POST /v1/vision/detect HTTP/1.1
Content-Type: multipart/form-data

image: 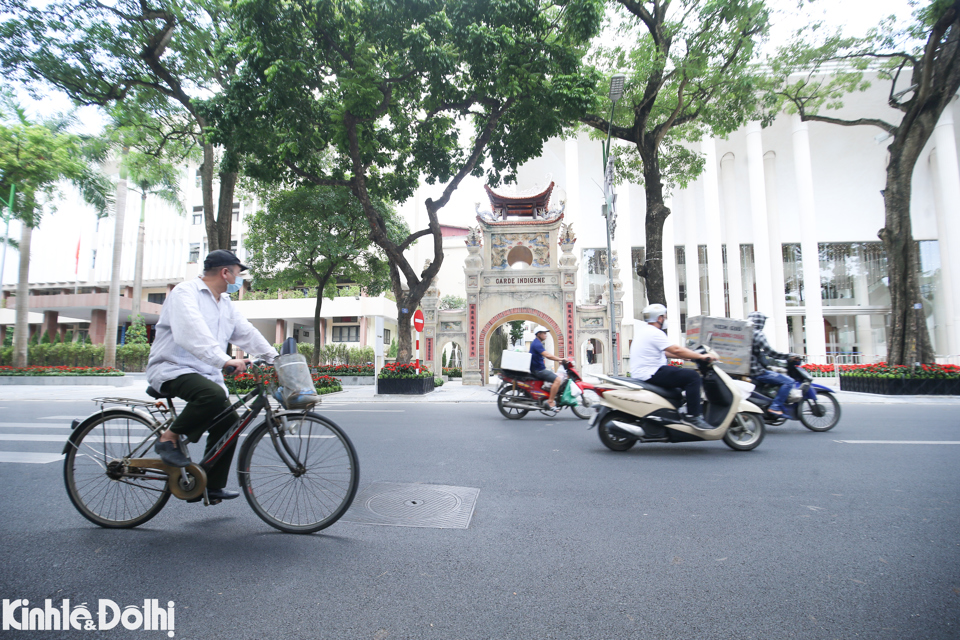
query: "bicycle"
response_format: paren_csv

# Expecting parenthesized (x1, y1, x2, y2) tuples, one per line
(62, 360, 360, 534)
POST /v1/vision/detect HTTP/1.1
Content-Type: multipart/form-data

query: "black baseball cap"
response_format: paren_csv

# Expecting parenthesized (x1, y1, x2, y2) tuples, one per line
(203, 249, 249, 272)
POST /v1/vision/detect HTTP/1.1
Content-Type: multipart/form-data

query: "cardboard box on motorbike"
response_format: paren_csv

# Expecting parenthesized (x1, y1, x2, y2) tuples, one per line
(683, 316, 752, 376)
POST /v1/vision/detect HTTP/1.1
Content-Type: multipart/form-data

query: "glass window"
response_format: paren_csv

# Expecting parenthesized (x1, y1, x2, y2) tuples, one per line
(383, 329, 391, 345)
(192, 206, 203, 225)
(147, 293, 166, 305)
(232, 202, 241, 222)
(581, 248, 608, 304)
(195, 169, 201, 188)
(332, 325, 360, 342)
(188, 244, 200, 263)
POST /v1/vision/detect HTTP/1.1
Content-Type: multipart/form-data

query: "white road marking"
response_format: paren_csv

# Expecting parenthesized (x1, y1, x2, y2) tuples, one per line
(834, 440, 960, 445)
(0, 452, 64, 464)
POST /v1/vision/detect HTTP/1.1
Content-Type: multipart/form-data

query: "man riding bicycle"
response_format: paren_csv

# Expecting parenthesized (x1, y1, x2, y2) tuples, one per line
(147, 250, 279, 503)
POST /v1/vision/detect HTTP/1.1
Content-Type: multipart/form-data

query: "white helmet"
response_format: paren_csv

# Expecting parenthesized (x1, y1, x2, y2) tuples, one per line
(642, 303, 668, 323)
(533, 325, 549, 335)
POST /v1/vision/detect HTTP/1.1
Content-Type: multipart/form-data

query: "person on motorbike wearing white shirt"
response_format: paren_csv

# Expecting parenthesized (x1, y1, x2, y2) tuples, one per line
(629, 304, 715, 431)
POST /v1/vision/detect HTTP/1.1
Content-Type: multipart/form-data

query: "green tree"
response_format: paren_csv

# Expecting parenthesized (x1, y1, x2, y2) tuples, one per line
(0, 101, 111, 367)
(244, 185, 405, 365)
(125, 315, 148, 345)
(438, 295, 466, 311)
(213, 0, 603, 363)
(0, 0, 241, 251)
(580, 0, 770, 306)
(509, 320, 526, 347)
(765, 0, 960, 365)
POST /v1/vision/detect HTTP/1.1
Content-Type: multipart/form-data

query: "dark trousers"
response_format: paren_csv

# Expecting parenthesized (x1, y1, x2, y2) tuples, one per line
(161, 373, 240, 491)
(646, 366, 703, 416)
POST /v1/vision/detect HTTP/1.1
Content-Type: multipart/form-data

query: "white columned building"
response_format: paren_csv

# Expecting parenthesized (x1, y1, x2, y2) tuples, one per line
(932, 105, 960, 356)
(720, 152, 744, 319)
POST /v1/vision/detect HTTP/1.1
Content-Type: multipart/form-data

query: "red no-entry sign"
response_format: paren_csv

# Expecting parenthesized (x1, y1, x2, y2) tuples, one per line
(413, 309, 425, 332)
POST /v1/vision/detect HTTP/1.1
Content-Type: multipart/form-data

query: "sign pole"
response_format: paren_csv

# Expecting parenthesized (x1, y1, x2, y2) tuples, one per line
(413, 309, 426, 375)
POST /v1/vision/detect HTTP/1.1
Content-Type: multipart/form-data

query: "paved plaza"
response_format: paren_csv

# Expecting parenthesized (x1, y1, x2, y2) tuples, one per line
(0, 381, 958, 639)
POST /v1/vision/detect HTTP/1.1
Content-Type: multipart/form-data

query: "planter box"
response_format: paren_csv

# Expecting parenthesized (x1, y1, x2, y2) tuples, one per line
(377, 377, 435, 395)
(335, 376, 376, 386)
(839, 376, 960, 396)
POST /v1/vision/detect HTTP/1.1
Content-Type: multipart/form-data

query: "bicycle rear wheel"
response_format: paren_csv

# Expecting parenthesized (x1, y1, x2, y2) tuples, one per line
(237, 412, 359, 534)
(64, 411, 171, 528)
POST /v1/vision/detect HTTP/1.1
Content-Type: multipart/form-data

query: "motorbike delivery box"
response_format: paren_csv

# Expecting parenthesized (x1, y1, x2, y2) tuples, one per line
(683, 316, 752, 376)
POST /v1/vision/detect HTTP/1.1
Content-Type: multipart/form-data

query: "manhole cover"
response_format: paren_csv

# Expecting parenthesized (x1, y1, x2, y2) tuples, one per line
(341, 482, 480, 529)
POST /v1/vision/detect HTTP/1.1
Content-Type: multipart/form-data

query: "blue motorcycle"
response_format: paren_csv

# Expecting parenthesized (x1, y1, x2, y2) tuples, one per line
(741, 358, 841, 432)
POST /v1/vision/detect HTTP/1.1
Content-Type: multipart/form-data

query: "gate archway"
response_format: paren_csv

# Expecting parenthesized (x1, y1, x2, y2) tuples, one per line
(479, 308, 564, 385)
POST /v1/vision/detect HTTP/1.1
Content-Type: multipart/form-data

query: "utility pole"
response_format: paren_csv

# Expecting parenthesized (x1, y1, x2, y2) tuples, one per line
(602, 74, 625, 375)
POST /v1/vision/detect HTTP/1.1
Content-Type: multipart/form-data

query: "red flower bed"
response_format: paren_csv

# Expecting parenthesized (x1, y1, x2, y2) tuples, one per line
(378, 362, 432, 380)
(803, 362, 960, 379)
(0, 365, 123, 377)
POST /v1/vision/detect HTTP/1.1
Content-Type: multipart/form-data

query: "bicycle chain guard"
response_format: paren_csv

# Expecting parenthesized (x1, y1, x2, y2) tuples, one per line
(126, 459, 207, 500)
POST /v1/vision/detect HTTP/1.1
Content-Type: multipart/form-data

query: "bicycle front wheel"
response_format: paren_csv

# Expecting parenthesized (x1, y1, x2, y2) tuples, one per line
(64, 411, 171, 528)
(237, 412, 359, 534)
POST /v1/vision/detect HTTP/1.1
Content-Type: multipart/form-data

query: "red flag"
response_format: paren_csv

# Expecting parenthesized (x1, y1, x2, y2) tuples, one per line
(75, 236, 81, 275)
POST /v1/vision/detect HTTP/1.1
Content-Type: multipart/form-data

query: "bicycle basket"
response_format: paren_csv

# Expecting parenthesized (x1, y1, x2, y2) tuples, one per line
(274, 353, 320, 409)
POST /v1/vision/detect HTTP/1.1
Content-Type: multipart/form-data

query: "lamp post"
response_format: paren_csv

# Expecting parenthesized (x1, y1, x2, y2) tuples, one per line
(0, 183, 15, 289)
(603, 74, 626, 375)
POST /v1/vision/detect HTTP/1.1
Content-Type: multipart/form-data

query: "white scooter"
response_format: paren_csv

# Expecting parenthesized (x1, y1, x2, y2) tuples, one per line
(588, 347, 766, 452)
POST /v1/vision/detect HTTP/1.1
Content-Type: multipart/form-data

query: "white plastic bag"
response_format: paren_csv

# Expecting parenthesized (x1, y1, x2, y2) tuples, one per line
(274, 353, 320, 408)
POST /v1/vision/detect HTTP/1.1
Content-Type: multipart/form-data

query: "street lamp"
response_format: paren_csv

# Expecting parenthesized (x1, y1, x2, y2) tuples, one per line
(603, 74, 626, 375)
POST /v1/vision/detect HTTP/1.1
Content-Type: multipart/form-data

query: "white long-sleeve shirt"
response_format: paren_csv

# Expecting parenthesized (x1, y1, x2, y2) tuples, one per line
(146, 277, 278, 393)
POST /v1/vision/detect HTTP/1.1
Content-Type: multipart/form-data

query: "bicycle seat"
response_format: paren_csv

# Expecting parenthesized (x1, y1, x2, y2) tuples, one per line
(145, 386, 173, 400)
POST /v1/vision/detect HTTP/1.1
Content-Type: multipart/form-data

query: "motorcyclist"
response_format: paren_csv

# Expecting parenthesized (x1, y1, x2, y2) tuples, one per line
(529, 326, 565, 409)
(630, 304, 715, 431)
(747, 311, 794, 416)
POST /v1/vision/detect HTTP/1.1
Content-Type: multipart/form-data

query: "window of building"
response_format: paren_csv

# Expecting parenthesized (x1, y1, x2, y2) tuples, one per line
(91, 250, 96, 270)
(230, 239, 238, 255)
(192, 206, 203, 225)
(195, 168, 201, 188)
(147, 293, 166, 305)
(332, 325, 360, 342)
(580, 248, 608, 304)
(232, 202, 241, 222)
(188, 244, 200, 263)
(383, 329, 391, 345)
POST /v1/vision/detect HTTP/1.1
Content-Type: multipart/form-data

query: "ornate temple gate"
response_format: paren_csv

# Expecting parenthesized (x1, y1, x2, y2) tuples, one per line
(419, 183, 625, 385)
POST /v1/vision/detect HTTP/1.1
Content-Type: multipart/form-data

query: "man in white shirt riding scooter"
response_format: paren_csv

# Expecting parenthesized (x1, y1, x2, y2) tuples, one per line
(629, 304, 715, 431)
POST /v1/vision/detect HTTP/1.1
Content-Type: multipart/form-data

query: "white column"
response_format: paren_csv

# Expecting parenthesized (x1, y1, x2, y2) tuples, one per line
(764, 150, 790, 352)
(565, 138, 581, 221)
(617, 182, 635, 321)
(683, 189, 701, 319)
(701, 137, 725, 316)
(663, 196, 681, 345)
(853, 260, 877, 359)
(745, 122, 775, 322)
(720, 153, 744, 319)
(791, 115, 827, 360)
(932, 105, 960, 355)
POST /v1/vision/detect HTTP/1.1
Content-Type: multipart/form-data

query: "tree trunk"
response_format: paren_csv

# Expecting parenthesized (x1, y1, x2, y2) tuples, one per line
(200, 144, 219, 252)
(103, 165, 128, 368)
(640, 146, 670, 306)
(12, 223, 32, 367)
(217, 170, 238, 252)
(131, 191, 146, 319)
(394, 294, 415, 364)
(881, 143, 936, 365)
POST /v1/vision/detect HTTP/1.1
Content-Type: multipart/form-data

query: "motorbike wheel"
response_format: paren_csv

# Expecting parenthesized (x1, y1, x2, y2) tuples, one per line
(722, 412, 765, 451)
(570, 403, 592, 420)
(798, 391, 841, 432)
(597, 413, 637, 452)
(497, 386, 530, 420)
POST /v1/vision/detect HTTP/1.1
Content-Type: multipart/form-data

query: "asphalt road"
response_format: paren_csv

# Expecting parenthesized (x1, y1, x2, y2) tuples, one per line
(0, 397, 958, 640)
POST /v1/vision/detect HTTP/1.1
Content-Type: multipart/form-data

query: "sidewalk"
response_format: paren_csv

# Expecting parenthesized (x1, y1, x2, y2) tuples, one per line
(1, 377, 958, 404)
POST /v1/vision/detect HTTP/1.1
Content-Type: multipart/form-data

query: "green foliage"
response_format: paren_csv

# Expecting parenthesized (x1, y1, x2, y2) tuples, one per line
(0, 341, 150, 371)
(0, 104, 112, 227)
(439, 295, 466, 311)
(508, 320, 525, 347)
(125, 315, 149, 345)
(442, 351, 447, 368)
(387, 338, 398, 359)
(434, 377, 444, 387)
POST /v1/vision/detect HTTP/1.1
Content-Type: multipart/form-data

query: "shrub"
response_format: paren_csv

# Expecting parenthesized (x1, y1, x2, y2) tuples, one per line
(125, 315, 149, 345)
(0, 365, 123, 376)
(434, 377, 444, 386)
(442, 367, 462, 378)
